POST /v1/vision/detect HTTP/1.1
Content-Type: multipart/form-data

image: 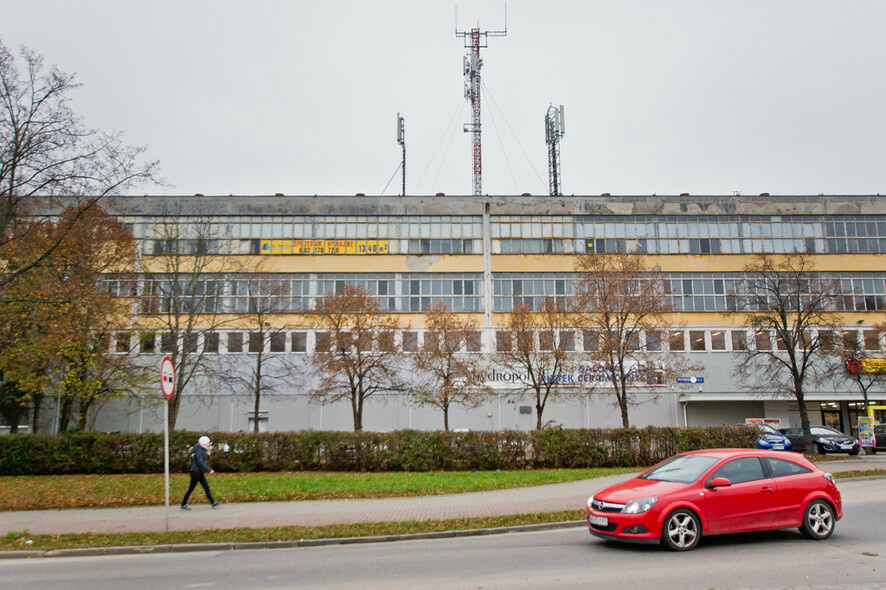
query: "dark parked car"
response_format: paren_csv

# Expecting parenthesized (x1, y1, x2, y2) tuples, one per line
(779, 426, 860, 455)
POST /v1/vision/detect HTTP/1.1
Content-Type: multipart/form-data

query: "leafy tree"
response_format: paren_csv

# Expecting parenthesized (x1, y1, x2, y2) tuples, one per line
(408, 301, 492, 431)
(734, 253, 841, 453)
(0, 40, 158, 291)
(308, 283, 403, 432)
(496, 298, 576, 430)
(573, 250, 686, 428)
(0, 204, 142, 431)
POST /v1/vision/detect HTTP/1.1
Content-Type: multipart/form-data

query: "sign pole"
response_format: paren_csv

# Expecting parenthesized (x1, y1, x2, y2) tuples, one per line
(160, 356, 176, 534)
(164, 398, 169, 532)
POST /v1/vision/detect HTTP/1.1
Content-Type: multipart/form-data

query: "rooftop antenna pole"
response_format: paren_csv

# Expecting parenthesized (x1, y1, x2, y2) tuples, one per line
(456, 7, 507, 196)
(397, 113, 406, 196)
(545, 104, 565, 196)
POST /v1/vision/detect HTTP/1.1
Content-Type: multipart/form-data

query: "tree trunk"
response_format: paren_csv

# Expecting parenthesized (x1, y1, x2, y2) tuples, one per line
(618, 380, 630, 429)
(31, 394, 43, 433)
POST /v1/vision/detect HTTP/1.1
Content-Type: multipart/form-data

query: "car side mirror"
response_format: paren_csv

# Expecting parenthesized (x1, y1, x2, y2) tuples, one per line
(707, 477, 732, 489)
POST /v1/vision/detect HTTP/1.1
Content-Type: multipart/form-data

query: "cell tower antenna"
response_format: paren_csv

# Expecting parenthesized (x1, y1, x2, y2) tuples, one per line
(456, 7, 507, 196)
(545, 104, 565, 196)
(397, 113, 406, 196)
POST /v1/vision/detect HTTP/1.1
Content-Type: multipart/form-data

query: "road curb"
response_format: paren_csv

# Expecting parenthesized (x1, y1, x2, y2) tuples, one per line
(0, 520, 587, 559)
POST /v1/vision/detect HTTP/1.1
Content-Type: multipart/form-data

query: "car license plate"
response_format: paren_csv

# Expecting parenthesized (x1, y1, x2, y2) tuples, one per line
(772, 444, 784, 450)
(841, 443, 853, 449)
(588, 515, 608, 527)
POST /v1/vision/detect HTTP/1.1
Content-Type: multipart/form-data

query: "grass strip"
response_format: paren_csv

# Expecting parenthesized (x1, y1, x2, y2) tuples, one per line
(0, 510, 583, 552)
(0, 468, 635, 511)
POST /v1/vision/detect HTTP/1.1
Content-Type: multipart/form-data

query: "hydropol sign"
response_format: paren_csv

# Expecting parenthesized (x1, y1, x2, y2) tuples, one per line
(485, 365, 665, 388)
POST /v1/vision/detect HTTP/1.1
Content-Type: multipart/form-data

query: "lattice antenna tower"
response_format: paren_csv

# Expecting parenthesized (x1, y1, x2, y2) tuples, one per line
(545, 105, 565, 196)
(456, 8, 507, 196)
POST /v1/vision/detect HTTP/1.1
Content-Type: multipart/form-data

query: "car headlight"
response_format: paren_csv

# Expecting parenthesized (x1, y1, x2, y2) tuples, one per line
(622, 496, 658, 514)
(587, 495, 595, 509)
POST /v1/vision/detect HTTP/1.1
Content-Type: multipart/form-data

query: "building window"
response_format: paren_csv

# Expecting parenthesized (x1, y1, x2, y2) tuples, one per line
(670, 330, 685, 351)
(115, 332, 131, 353)
(204, 332, 219, 354)
(184, 334, 198, 354)
(583, 330, 598, 352)
(731, 330, 747, 351)
(711, 330, 726, 351)
(645, 330, 662, 352)
(466, 330, 482, 352)
(140, 333, 156, 354)
(690, 330, 706, 351)
(539, 331, 554, 351)
(161, 333, 176, 353)
(864, 330, 881, 352)
(227, 332, 244, 353)
(559, 331, 575, 351)
(403, 331, 418, 352)
(248, 332, 263, 353)
(755, 330, 771, 350)
(270, 332, 286, 353)
(378, 331, 396, 352)
(291, 332, 307, 353)
(496, 331, 512, 352)
(841, 329, 859, 351)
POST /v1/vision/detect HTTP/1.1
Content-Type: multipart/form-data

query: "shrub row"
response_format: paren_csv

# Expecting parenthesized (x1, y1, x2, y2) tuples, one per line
(0, 426, 759, 475)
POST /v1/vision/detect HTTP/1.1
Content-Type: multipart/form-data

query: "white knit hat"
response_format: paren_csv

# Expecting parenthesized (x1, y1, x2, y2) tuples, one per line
(198, 436, 211, 448)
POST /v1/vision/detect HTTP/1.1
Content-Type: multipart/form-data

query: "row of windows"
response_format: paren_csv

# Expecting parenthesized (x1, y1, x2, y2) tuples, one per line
(134, 215, 886, 256)
(120, 327, 884, 356)
(107, 272, 886, 315)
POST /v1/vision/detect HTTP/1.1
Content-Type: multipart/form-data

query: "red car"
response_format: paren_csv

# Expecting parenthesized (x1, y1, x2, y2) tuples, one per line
(586, 449, 842, 551)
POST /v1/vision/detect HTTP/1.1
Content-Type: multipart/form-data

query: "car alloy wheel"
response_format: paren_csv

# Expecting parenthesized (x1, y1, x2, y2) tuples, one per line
(800, 499, 835, 540)
(661, 508, 701, 551)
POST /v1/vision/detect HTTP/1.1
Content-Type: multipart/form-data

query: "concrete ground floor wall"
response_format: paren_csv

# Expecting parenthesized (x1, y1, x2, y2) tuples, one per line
(76, 390, 882, 436)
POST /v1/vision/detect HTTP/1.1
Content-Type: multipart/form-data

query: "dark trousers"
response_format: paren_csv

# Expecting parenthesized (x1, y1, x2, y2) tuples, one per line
(181, 471, 215, 505)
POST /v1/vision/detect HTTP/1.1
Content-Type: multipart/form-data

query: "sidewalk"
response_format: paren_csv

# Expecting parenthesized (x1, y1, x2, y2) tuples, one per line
(1, 456, 883, 537)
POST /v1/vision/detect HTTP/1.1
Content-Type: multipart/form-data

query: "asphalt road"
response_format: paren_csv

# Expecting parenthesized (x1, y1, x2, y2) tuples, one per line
(2, 477, 884, 590)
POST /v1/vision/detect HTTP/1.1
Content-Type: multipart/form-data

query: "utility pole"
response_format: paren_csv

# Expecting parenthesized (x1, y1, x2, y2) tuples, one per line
(397, 113, 406, 196)
(456, 13, 506, 196)
(545, 105, 566, 196)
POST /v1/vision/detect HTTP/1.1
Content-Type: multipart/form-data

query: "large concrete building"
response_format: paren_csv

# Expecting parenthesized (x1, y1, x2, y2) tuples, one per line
(36, 193, 886, 435)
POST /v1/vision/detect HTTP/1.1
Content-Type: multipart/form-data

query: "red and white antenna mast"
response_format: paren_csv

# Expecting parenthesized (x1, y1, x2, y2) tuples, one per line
(456, 10, 506, 196)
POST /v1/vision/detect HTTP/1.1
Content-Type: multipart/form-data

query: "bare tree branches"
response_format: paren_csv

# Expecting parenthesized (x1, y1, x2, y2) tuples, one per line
(408, 301, 492, 431)
(0, 41, 160, 290)
(573, 250, 687, 428)
(308, 283, 403, 432)
(496, 298, 577, 430)
(734, 253, 842, 453)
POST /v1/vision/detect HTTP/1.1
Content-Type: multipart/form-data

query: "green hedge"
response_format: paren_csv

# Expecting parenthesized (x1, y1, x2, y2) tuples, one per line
(0, 426, 758, 475)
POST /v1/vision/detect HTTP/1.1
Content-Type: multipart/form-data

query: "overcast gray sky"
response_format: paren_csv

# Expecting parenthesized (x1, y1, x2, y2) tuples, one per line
(4, 0, 885, 198)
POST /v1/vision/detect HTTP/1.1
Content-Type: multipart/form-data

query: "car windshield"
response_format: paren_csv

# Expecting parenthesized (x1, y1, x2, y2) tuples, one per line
(757, 424, 779, 435)
(640, 455, 720, 484)
(811, 426, 843, 436)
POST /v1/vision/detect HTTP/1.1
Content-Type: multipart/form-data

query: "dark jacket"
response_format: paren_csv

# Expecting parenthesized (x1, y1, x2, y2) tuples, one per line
(189, 444, 212, 473)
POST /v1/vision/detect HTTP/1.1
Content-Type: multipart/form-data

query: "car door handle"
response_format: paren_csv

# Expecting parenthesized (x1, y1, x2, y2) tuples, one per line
(761, 487, 773, 493)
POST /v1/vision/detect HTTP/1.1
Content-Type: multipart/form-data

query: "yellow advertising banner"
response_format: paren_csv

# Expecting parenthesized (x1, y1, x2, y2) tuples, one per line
(260, 239, 388, 255)
(862, 358, 886, 374)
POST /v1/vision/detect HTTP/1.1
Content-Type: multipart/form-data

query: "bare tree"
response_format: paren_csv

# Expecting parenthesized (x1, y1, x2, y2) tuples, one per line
(0, 41, 159, 290)
(218, 274, 298, 433)
(496, 298, 577, 430)
(308, 283, 403, 432)
(573, 250, 686, 428)
(139, 210, 236, 430)
(735, 253, 841, 453)
(408, 301, 492, 431)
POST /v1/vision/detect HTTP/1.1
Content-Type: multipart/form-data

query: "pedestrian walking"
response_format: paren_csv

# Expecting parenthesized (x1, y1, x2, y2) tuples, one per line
(180, 435, 221, 510)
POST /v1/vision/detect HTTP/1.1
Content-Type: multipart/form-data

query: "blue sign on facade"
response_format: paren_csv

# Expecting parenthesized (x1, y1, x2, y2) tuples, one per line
(676, 376, 705, 384)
